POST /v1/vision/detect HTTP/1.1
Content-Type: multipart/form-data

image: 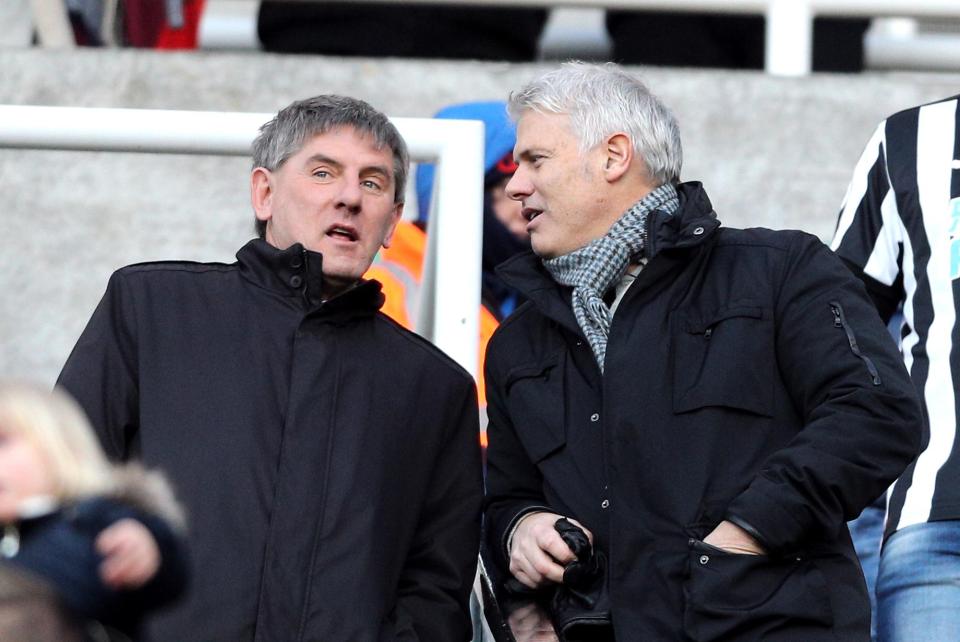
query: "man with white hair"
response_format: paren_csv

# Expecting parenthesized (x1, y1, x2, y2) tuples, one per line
(483, 62, 923, 640)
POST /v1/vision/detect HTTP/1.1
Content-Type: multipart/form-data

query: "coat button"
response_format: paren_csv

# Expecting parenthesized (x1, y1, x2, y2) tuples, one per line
(693, 226, 704, 235)
(590, 413, 600, 422)
(699, 554, 709, 565)
(290, 275, 303, 288)
(290, 256, 303, 268)
(601, 499, 610, 509)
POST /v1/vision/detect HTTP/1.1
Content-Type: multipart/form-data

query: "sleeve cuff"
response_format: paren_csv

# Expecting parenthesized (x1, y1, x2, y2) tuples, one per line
(725, 513, 772, 553)
(501, 505, 554, 560)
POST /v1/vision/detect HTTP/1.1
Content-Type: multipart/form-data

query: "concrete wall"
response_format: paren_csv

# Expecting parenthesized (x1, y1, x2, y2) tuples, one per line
(2, 48, 959, 384)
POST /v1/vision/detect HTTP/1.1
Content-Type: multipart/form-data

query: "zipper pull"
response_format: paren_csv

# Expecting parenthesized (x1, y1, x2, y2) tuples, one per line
(831, 305, 842, 327)
(704, 328, 713, 340)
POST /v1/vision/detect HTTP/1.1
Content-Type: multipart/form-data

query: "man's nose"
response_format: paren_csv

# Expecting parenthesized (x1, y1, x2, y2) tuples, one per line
(505, 168, 530, 201)
(337, 178, 364, 211)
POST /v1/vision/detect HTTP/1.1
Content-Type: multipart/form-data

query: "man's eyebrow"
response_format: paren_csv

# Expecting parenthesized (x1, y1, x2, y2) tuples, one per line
(305, 153, 343, 169)
(515, 148, 549, 162)
(360, 164, 392, 178)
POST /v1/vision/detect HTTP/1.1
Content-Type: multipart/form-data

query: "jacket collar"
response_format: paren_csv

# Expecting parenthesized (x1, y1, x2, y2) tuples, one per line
(496, 181, 720, 330)
(236, 239, 384, 318)
(645, 181, 719, 258)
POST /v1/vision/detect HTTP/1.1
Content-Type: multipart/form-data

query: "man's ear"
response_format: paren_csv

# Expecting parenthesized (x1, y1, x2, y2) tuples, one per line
(380, 203, 404, 249)
(250, 167, 273, 224)
(602, 133, 633, 183)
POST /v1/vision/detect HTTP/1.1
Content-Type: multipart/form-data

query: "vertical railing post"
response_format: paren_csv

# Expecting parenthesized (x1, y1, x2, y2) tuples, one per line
(419, 119, 485, 380)
(765, 0, 813, 76)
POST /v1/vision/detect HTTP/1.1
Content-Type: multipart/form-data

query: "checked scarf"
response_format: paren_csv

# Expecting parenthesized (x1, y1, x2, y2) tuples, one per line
(543, 182, 679, 373)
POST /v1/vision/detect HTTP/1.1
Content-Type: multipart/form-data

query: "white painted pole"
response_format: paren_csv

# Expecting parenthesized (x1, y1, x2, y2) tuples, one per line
(411, 119, 485, 380)
(429, 119, 485, 380)
(0, 105, 270, 154)
(765, 0, 813, 76)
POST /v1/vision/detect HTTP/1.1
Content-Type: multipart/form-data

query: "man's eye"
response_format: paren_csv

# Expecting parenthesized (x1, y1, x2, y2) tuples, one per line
(362, 180, 383, 190)
(313, 170, 330, 179)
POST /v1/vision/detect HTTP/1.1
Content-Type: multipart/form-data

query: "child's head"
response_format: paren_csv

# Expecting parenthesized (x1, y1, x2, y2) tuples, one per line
(0, 383, 113, 521)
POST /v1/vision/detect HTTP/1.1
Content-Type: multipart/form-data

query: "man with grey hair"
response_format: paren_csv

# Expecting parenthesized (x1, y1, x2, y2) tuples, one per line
(483, 62, 922, 639)
(58, 95, 482, 640)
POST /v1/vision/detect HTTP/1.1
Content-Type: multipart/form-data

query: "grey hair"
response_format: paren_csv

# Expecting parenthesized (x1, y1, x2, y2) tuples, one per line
(251, 95, 409, 238)
(508, 61, 682, 185)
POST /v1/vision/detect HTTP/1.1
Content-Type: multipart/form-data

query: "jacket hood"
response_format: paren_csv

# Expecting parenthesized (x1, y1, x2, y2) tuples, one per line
(415, 101, 516, 220)
(646, 181, 720, 257)
(106, 464, 187, 532)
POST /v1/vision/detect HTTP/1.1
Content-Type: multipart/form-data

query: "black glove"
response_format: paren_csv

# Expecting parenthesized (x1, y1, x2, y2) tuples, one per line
(549, 518, 614, 642)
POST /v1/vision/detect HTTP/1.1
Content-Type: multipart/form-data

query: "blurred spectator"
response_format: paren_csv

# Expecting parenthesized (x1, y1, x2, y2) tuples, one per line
(416, 100, 530, 321)
(606, 12, 869, 72)
(67, 0, 203, 48)
(258, 1, 546, 60)
(0, 383, 187, 640)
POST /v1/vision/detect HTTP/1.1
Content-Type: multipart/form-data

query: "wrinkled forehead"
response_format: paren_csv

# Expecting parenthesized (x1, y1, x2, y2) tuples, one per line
(297, 127, 394, 165)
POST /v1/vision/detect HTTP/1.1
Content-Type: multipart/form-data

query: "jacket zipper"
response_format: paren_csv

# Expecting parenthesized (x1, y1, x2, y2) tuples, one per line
(829, 301, 881, 386)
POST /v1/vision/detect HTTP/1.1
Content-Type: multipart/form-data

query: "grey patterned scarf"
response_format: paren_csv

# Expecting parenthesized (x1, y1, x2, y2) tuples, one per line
(543, 182, 679, 373)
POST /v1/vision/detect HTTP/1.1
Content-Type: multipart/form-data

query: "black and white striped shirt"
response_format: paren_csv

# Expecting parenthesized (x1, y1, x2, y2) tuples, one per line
(832, 94, 960, 537)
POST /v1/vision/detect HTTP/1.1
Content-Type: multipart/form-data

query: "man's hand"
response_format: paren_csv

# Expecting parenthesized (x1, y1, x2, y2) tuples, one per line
(509, 512, 593, 589)
(96, 518, 161, 589)
(703, 520, 766, 555)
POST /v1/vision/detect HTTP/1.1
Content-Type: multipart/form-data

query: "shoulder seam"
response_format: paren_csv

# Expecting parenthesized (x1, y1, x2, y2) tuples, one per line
(117, 261, 236, 275)
(372, 314, 475, 384)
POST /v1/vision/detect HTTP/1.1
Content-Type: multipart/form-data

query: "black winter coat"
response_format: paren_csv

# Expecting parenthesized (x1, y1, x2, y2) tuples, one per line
(59, 239, 483, 641)
(484, 183, 922, 641)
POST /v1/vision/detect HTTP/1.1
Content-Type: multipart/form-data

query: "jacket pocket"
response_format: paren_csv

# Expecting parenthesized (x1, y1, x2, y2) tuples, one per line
(682, 540, 834, 641)
(504, 353, 566, 463)
(672, 303, 774, 417)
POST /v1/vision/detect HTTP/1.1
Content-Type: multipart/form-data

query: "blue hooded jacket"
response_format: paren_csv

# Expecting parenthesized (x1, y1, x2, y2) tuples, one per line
(415, 101, 516, 221)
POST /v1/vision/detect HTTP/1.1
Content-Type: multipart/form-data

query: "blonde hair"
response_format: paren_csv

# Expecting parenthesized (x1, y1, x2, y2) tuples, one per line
(0, 383, 115, 501)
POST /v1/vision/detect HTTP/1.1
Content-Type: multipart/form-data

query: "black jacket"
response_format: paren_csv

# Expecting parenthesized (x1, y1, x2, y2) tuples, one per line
(483, 182, 922, 640)
(59, 239, 483, 641)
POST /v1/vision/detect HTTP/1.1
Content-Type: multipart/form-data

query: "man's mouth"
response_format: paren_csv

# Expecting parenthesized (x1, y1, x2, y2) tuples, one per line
(522, 208, 542, 222)
(326, 225, 358, 242)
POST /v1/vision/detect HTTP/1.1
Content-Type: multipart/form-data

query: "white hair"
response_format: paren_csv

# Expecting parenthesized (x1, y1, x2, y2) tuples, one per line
(508, 61, 682, 185)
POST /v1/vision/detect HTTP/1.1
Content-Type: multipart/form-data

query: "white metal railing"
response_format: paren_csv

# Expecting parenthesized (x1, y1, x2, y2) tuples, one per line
(866, 17, 960, 70)
(31, 0, 960, 75)
(0, 104, 485, 379)
(229, 0, 959, 75)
